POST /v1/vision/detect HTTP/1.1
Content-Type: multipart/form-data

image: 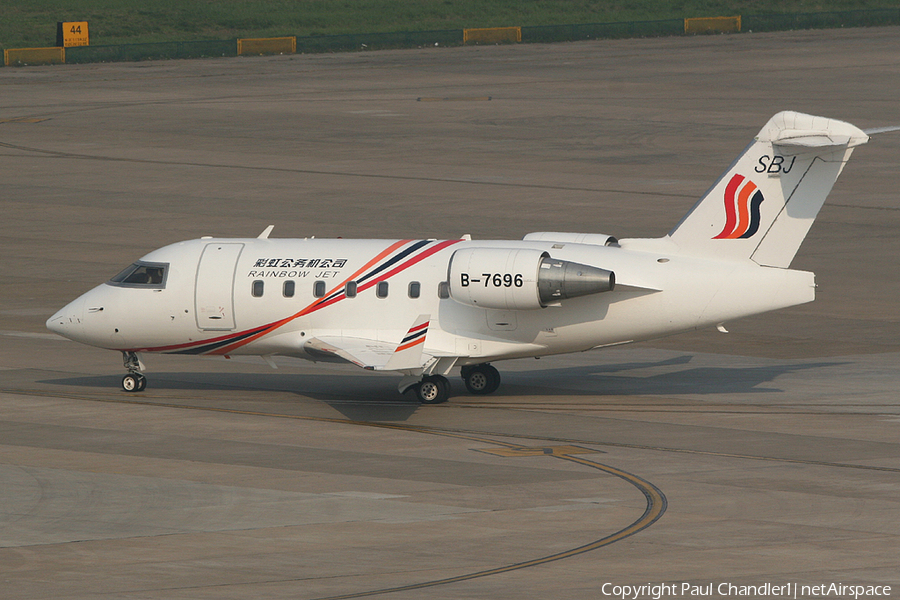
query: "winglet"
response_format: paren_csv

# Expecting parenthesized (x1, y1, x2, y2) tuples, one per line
(257, 225, 275, 239)
(384, 314, 430, 371)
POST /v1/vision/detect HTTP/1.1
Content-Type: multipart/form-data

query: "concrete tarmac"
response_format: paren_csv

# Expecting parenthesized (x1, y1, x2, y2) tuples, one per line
(1, 27, 899, 599)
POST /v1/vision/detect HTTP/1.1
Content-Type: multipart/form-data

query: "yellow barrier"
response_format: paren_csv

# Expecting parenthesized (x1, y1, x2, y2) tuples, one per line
(463, 26, 522, 45)
(4, 47, 65, 67)
(684, 16, 741, 34)
(237, 36, 297, 56)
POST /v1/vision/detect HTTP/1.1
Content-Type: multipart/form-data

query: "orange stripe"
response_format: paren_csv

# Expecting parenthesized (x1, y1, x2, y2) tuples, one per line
(357, 239, 461, 295)
(210, 239, 414, 355)
(395, 337, 426, 352)
(727, 180, 758, 239)
(320, 238, 413, 305)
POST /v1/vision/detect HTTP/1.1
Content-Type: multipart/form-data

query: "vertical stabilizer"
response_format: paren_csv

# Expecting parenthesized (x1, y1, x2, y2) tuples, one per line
(668, 112, 868, 267)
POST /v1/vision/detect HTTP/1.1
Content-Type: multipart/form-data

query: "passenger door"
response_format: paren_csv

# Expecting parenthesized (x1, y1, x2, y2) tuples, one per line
(195, 243, 244, 330)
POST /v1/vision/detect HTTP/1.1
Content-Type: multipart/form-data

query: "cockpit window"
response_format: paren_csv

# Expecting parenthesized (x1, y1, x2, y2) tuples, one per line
(108, 261, 169, 288)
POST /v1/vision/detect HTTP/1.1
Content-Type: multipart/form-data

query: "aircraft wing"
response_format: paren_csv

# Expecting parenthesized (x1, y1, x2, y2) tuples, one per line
(305, 314, 433, 372)
(305, 336, 398, 369)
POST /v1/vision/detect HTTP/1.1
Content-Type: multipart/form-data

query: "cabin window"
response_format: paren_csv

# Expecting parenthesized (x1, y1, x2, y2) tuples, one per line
(313, 280, 326, 298)
(108, 261, 169, 289)
(408, 281, 420, 298)
(345, 281, 357, 298)
(252, 280, 264, 297)
(438, 281, 450, 299)
(283, 281, 295, 298)
(376, 281, 389, 299)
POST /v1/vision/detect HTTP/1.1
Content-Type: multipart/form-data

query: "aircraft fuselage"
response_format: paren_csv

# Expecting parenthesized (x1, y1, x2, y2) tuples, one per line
(49, 235, 813, 364)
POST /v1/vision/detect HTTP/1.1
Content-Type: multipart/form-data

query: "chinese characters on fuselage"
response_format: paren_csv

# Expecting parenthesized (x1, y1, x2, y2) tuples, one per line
(247, 257, 347, 279)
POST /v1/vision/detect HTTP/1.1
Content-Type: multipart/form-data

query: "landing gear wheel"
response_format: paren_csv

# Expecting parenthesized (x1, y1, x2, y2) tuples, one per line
(122, 373, 146, 393)
(461, 364, 500, 395)
(415, 375, 450, 404)
(121, 352, 146, 392)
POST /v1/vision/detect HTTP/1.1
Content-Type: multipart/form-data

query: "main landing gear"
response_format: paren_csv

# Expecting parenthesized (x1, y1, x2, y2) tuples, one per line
(412, 375, 451, 404)
(121, 351, 147, 392)
(407, 363, 502, 405)
(460, 363, 500, 395)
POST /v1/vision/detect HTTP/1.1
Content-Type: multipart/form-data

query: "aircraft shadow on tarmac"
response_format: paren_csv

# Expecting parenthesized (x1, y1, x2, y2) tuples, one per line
(40, 355, 846, 421)
(502, 355, 847, 397)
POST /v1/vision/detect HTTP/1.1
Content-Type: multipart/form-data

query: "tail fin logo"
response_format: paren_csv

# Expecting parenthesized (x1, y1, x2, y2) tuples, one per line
(713, 174, 765, 239)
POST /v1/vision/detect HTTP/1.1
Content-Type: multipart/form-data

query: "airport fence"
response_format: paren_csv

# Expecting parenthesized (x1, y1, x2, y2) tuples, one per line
(65, 39, 236, 64)
(293, 29, 460, 53)
(521, 19, 684, 42)
(743, 8, 900, 32)
(3, 8, 900, 67)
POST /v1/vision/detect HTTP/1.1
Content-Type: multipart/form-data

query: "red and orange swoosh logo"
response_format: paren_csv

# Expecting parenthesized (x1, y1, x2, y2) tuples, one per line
(713, 174, 765, 239)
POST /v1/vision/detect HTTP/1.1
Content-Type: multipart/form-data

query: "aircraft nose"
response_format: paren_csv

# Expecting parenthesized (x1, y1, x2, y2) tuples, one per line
(46, 296, 85, 340)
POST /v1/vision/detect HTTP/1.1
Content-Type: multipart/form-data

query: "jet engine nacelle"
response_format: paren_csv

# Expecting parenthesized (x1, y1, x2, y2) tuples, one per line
(448, 247, 615, 310)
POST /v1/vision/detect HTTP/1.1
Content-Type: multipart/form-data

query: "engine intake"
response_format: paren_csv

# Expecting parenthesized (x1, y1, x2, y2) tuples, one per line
(448, 247, 615, 310)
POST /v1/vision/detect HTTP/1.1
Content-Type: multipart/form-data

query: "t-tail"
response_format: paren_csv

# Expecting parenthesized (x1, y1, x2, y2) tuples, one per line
(668, 111, 869, 267)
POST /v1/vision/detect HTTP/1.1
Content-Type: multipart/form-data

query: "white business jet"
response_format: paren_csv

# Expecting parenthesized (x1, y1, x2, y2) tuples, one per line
(47, 112, 872, 403)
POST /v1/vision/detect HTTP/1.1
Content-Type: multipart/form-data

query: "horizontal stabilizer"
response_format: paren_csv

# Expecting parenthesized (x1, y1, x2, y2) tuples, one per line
(862, 125, 900, 135)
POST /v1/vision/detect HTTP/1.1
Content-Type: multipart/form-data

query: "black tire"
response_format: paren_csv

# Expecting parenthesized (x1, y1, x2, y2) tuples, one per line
(415, 375, 450, 404)
(122, 373, 144, 393)
(462, 364, 500, 395)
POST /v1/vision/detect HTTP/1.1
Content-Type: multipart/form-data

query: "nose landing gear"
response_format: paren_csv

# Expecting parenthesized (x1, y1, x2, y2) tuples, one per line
(122, 372, 147, 392)
(121, 351, 147, 392)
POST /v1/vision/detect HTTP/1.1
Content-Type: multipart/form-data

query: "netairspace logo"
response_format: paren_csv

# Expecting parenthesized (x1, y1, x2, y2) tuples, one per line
(600, 582, 892, 599)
